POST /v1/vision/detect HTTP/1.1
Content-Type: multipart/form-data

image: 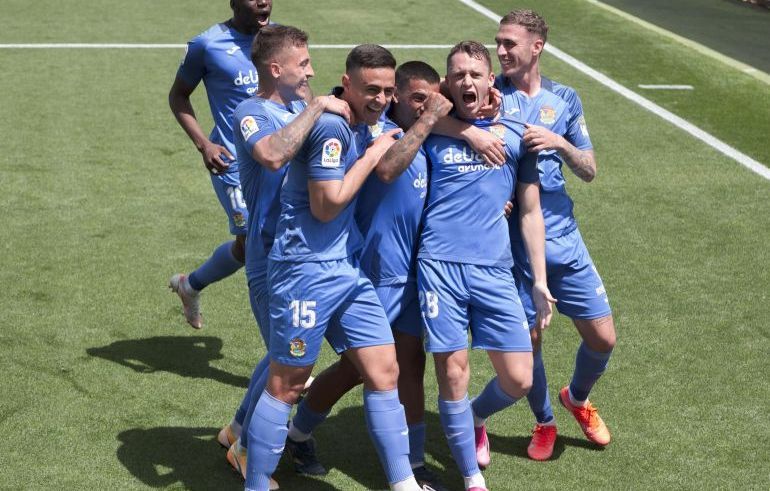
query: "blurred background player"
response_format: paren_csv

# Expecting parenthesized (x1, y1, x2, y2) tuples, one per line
(168, 0, 272, 329)
(278, 61, 452, 491)
(490, 9, 616, 461)
(245, 45, 428, 491)
(222, 24, 351, 488)
(418, 41, 555, 491)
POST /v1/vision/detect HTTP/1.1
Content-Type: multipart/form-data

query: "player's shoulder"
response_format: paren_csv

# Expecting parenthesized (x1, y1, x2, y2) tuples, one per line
(234, 96, 267, 117)
(189, 22, 231, 48)
(542, 76, 582, 108)
(315, 112, 350, 135)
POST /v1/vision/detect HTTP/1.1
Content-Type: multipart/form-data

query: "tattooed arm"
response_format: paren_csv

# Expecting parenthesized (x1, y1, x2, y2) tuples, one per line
(522, 123, 596, 182)
(375, 92, 452, 183)
(252, 95, 351, 170)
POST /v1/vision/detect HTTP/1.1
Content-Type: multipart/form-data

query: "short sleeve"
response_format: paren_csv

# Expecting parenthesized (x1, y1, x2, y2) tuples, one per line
(237, 106, 278, 154)
(306, 117, 349, 182)
(564, 92, 593, 151)
(517, 150, 540, 184)
(176, 35, 207, 88)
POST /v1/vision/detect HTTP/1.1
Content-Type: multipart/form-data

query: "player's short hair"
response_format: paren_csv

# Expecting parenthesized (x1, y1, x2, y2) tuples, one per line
(345, 44, 397, 73)
(446, 41, 492, 72)
(251, 24, 309, 71)
(395, 61, 440, 90)
(500, 9, 548, 43)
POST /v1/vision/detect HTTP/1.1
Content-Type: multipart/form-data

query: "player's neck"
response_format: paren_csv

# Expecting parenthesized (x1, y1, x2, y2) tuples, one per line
(509, 69, 541, 97)
(257, 86, 292, 107)
(228, 17, 261, 36)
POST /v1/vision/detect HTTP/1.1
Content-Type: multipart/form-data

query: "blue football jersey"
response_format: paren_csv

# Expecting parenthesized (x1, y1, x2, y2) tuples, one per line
(495, 75, 593, 239)
(269, 112, 372, 262)
(233, 96, 306, 281)
(177, 23, 261, 175)
(356, 117, 427, 286)
(418, 117, 538, 269)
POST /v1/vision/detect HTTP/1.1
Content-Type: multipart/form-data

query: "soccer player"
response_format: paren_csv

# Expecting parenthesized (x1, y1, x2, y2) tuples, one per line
(245, 45, 428, 491)
(168, 0, 272, 329)
(217, 24, 351, 488)
(279, 61, 452, 490)
(418, 41, 555, 491)
(488, 9, 617, 461)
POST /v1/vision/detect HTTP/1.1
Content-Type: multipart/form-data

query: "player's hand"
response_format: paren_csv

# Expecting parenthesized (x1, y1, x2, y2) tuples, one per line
(466, 126, 505, 166)
(201, 142, 233, 174)
(503, 200, 513, 218)
(523, 123, 564, 153)
(419, 92, 453, 124)
(317, 95, 352, 124)
(367, 129, 401, 163)
(477, 86, 502, 119)
(532, 281, 557, 331)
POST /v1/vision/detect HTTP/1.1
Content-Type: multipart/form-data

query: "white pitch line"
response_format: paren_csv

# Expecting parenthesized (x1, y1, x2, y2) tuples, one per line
(456, 0, 770, 181)
(638, 84, 694, 90)
(0, 43, 492, 50)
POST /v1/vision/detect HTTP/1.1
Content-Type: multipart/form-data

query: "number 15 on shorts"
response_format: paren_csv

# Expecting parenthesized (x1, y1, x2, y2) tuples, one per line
(419, 291, 439, 319)
(290, 300, 316, 328)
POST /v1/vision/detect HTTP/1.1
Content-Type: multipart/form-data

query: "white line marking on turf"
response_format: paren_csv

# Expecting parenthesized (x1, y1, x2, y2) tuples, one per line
(585, 0, 770, 86)
(456, 0, 770, 181)
(638, 84, 694, 90)
(0, 43, 492, 50)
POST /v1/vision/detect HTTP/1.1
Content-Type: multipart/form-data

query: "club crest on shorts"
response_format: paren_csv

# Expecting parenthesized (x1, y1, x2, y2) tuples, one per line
(232, 212, 246, 228)
(289, 338, 306, 357)
(321, 138, 342, 167)
(489, 124, 506, 139)
(539, 105, 556, 125)
(240, 116, 259, 140)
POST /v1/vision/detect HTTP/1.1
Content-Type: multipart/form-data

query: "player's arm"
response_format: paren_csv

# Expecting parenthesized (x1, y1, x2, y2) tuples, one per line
(252, 96, 351, 170)
(431, 117, 506, 166)
(516, 180, 556, 330)
(376, 92, 452, 183)
(523, 123, 596, 182)
(309, 130, 399, 223)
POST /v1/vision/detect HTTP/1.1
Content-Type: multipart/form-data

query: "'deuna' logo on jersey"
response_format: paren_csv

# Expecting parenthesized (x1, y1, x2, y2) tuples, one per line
(240, 116, 259, 140)
(321, 138, 342, 168)
(489, 124, 506, 140)
(539, 105, 556, 125)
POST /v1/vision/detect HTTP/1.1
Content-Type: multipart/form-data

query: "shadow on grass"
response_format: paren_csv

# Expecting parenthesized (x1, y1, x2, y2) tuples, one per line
(117, 426, 338, 490)
(86, 336, 248, 388)
(488, 429, 606, 461)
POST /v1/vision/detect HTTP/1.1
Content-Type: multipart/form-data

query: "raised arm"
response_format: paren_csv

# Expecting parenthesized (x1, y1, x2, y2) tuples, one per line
(309, 130, 399, 222)
(432, 117, 506, 166)
(252, 96, 351, 171)
(375, 92, 452, 183)
(169, 75, 233, 174)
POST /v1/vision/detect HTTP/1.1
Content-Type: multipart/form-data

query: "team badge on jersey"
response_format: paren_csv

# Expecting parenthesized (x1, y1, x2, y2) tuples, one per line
(321, 138, 342, 168)
(539, 105, 556, 125)
(578, 115, 589, 137)
(240, 116, 259, 140)
(289, 338, 306, 357)
(369, 122, 384, 138)
(489, 124, 506, 140)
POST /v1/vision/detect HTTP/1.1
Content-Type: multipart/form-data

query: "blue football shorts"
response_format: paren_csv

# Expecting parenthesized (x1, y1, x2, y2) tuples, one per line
(512, 228, 612, 328)
(417, 258, 531, 353)
(247, 273, 270, 347)
(211, 171, 248, 236)
(267, 257, 394, 367)
(374, 280, 422, 338)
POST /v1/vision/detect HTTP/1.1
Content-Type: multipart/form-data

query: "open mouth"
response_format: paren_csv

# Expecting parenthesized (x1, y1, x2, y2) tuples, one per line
(462, 92, 477, 104)
(256, 14, 270, 26)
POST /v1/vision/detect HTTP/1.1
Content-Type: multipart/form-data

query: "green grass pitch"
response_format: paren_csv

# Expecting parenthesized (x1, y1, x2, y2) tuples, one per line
(1, 0, 768, 489)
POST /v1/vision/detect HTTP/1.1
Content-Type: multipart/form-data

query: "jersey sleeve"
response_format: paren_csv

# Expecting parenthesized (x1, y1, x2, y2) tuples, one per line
(237, 104, 279, 156)
(176, 34, 207, 88)
(564, 91, 593, 151)
(306, 116, 349, 182)
(507, 128, 539, 184)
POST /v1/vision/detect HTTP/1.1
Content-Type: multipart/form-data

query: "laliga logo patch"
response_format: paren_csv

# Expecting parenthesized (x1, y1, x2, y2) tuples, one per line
(289, 338, 306, 358)
(539, 105, 556, 125)
(578, 115, 589, 137)
(369, 122, 384, 138)
(240, 116, 259, 140)
(321, 138, 342, 168)
(489, 124, 506, 140)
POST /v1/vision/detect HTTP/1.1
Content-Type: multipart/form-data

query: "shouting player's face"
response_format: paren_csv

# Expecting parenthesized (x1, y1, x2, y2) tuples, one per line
(342, 67, 396, 125)
(275, 44, 315, 101)
(231, 0, 272, 31)
(391, 79, 440, 130)
(495, 23, 544, 80)
(446, 52, 495, 120)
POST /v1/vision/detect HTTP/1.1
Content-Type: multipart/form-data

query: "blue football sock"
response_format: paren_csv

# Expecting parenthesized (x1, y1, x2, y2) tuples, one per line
(245, 391, 291, 490)
(569, 342, 613, 402)
(235, 356, 271, 428)
(363, 389, 413, 485)
(187, 240, 243, 291)
(240, 357, 271, 450)
(438, 396, 479, 477)
(291, 399, 330, 436)
(408, 422, 426, 467)
(527, 350, 555, 424)
(471, 377, 519, 420)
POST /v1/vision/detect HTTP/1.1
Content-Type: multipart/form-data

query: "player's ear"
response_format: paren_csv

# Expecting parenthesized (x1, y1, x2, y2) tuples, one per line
(532, 38, 545, 57)
(488, 71, 496, 86)
(342, 73, 351, 90)
(270, 61, 281, 79)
